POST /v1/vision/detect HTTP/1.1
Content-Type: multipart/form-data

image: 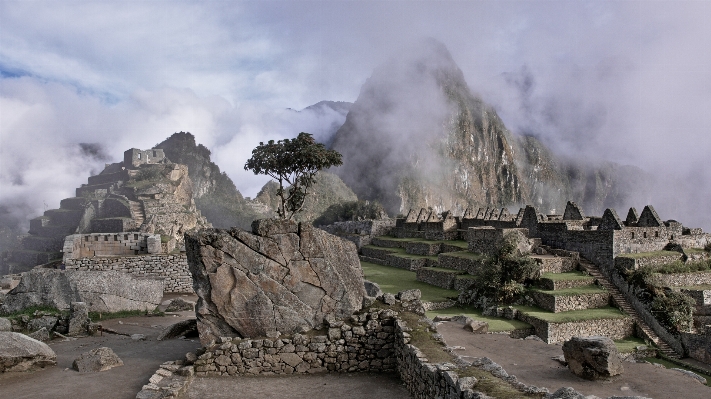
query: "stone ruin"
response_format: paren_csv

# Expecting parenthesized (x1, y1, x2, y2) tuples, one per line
(184, 219, 366, 345)
(1, 147, 211, 276)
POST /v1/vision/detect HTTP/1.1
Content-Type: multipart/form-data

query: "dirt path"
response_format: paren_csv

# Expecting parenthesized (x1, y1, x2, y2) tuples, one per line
(437, 321, 710, 399)
(0, 311, 200, 399)
(186, 373, 411, 399)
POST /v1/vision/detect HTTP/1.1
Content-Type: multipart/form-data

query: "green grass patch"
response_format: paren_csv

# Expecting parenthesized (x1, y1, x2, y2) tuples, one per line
(362, 244, 399, 252)
(1, 305, 65, 319)
(540, 271, 594, 281)
(361, 261, 458, 303)
(89, 309, 164, 322)
(513, 305, 628, 323)
(616, 250, 680, 259)
(614, 337, 648, 353)
(373, 236, 422, 243)
(644, 357, 710, 385)
(440, 251, 485, 260)
(425, 306, 532, 332)
(528, 285, 607, 296)
(677, 284, 711, 291)
(457, 366, 543, 398)
(397, 309, 454, 364)
(685, 247, 708, 255)
(384, 247, 439, 261)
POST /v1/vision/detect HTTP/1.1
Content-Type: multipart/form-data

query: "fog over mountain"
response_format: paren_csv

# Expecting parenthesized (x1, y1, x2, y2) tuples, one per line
(1, 1, 710, 231)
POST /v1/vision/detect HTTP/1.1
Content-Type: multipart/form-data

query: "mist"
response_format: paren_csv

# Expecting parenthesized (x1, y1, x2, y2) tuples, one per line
(1, 1, 710, 231)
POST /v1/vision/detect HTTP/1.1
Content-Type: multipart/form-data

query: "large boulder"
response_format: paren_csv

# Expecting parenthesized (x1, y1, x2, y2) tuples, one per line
(72, 347, 123, 372)
(0, 332, 57, 372)
(562, 336, 623, 380)
(185, 219, 366, 344)
(1, 269, 163, 314)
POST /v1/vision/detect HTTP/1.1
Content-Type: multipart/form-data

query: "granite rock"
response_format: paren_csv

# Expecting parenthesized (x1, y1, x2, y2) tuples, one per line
(562, 336, 623, 380)
(185, 219, 365, 344)
(0, 332, 57, 372)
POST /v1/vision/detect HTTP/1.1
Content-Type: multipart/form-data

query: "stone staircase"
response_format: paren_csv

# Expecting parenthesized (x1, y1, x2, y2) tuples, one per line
(129, 200, 145, 230)
(578, 258, 681, 359)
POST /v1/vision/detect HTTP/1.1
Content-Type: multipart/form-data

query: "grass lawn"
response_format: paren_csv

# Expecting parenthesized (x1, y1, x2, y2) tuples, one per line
(616, 250, 680, 259)
(513, 305, 628, 323)
(540, 271, 594, 281)
(425, 306, 532, 332)
(361, 261, 458, 302)
(614, 337, 647, 353)
(528, 285, 607, 296)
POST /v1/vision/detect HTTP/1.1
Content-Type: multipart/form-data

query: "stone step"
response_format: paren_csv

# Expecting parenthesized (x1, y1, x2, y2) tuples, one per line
(578, 259, 682, 359)
(415, 267, 466, 289)
(437, 252, 486, 274)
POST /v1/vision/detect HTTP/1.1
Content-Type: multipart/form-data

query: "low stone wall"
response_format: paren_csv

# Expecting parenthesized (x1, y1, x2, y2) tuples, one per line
(537, 277, 593, 290)
(360, 246, 396, 260)
(64, 254, 192, 293)
(319, 219, 396, 250)
(680, 288, 711, 306)
(415, 268, 462, 289)
(62, 232, 161, 261)
(370, 237, 405, 248)
(384, 254, 428, 271)
(194, 308, 399, 376)
(614, 252, 683, 271)
(423, 231, 459, 241)
(405, 241, 441, 256)
(680, 327, 711, 364)
(515, 312, 634, 344)
(437, 253, 486, 274)
(648, 271, 711, 287)
(532, 255, 577, 273)
(528, 291, 610, 313)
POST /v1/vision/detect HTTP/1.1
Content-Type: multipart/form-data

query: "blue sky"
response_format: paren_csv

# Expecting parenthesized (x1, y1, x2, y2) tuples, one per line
(1, 0, 710, 228)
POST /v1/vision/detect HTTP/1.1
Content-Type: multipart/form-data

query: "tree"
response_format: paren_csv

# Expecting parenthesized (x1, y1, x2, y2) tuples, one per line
(244, 132, 343, 219)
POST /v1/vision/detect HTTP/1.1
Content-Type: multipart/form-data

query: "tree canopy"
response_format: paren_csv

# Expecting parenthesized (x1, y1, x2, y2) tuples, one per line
(244, 132, 343, 219)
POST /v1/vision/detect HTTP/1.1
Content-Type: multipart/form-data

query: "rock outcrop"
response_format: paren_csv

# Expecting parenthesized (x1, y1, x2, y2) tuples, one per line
(562, 336, 623, 380)
(0, 332, 57, 372)
(72, 347, 123, 372)
(1, 269, 163, 313)
(185, 219, 365, 344)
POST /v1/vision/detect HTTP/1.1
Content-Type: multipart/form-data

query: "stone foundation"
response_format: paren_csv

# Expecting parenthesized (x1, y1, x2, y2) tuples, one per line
(528, 291, 611, 313)
(515, 312, 634, 344)
(64, 254, 192, 293)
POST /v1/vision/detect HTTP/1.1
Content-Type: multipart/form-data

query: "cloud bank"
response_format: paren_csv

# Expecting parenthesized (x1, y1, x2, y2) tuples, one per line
(1, 1, 710, 229)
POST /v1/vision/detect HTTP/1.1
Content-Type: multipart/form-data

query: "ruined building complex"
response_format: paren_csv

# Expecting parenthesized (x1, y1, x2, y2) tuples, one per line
(0, 148, 211, 291)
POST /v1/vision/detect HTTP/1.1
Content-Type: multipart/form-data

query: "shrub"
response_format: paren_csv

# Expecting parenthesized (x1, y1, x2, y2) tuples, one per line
(651, 291, 695, 334)
(472, 235, 540, 304)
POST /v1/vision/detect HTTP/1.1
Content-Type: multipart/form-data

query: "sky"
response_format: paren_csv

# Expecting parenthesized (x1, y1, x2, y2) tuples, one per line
(1, 0, 710, 230)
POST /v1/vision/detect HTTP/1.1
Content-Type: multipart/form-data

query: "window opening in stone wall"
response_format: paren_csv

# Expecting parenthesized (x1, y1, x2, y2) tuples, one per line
(671, 234, 675, 240)
(631, 232, 635, 239)
(134, 234, 139, 240)
(643, 232, 647, 238)
(105, 235, 109, 241)
(95, 236, 99, 241)
(153, 150, 157, 157)
(138, 153, 141, 159)
(124, 234, 128, 240)
(85, 236, 90, 242)
(114, 235, 118, 241)
(655, 231, 659, 238)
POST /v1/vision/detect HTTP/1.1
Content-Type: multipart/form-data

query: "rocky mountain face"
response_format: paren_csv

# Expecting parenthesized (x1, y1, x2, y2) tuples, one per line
(330, 39, 647, 216)
(254, 172, 358, 223)
(154, 132, 268, 230)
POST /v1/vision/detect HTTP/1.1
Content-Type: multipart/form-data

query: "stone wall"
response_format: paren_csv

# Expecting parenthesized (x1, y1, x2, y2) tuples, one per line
(405, 241, 442, 256)
(648, 271, 711, 287)
(318, 219, 396, 249)
(680, 327, 711, 364)
(528, 291, 610, 313)
(384, 254, 429, 271)
(515, 312, 634, 344)
(415, 268, 462, 289)
(188, 302, 546, 399)
(64, 254, 192, 293)
(193, 307, 398, 376)
(437, 253, 486, 274)
(614, 251, 684, 271)
(537, 277, 593, 290)
(62, 232, 161, 261)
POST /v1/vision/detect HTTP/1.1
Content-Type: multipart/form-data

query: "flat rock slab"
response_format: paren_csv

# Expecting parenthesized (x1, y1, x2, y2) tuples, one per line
(1, 269, 163, 313)
(185, 219, 365, 344)
(0, 332, 57, 372)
